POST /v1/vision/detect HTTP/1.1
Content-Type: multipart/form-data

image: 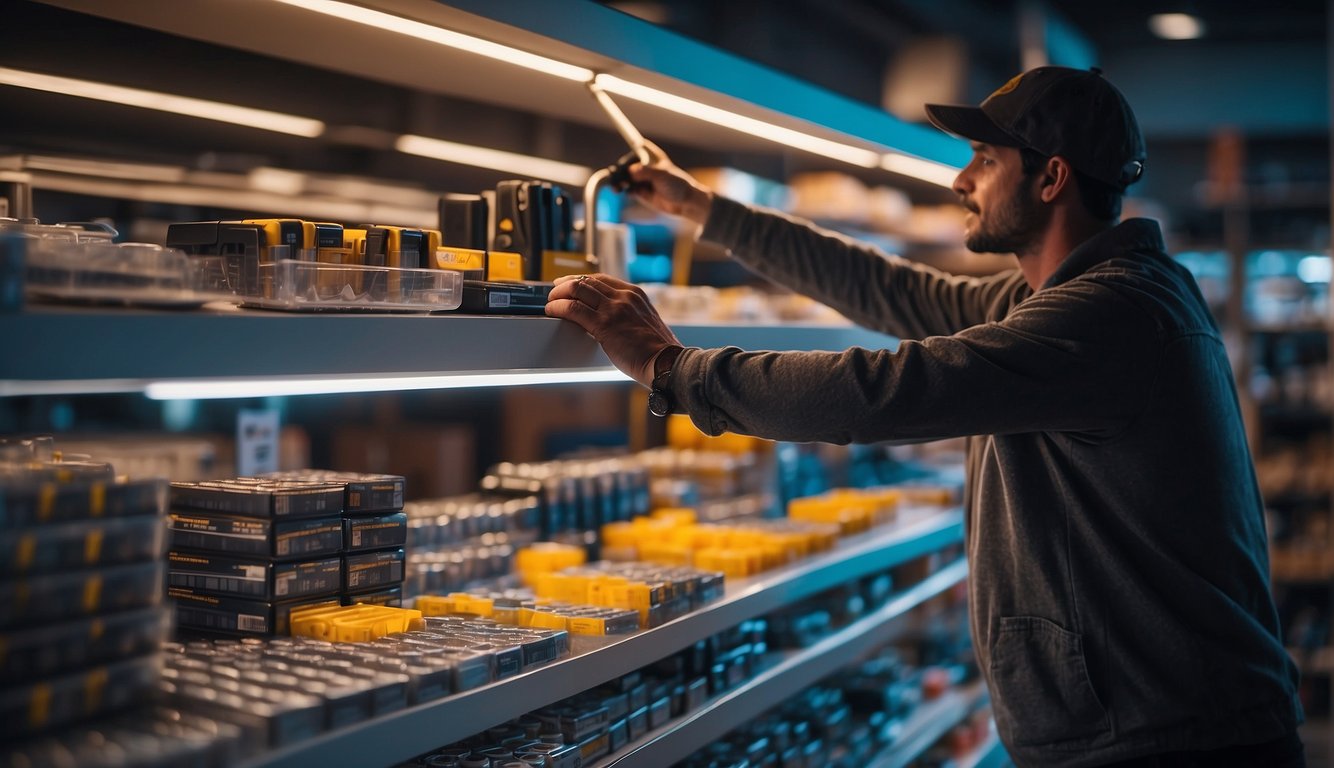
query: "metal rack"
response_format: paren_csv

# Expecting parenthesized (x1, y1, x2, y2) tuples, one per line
(239, 507, 964, 768)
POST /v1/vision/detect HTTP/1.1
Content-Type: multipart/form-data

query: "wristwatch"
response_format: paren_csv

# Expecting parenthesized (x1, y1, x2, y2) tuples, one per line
(647, 345, 685, 418)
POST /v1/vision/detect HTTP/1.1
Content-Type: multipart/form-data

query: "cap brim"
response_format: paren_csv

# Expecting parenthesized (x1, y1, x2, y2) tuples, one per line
(924, 104, 1019, 147)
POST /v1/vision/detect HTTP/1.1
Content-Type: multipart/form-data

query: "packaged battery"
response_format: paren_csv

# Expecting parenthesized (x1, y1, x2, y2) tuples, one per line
(0, 513, 165, 574)
(165, 220, 267, 296)
(439, 193, 488, 251)
(344, 511, 408, 552)
(458, 279, 552, 314)
(170, 479, 344, 519)
(343, 548, 405, 592)
(251, 668, 376, 730)
(432, 245, 487, 280)
(627, 705, 648, 740)
(169, 511, 343, 560)
(242, 219, 343, 259)
(0, 606, 170, 685)
(0, 476, 164, 528)
(169, 589, 339, 636)
(0, 653, 161, 739)
(343, 585, 402, 607)
(168, 551, 341, 601)
(261, 470, 405, 513)
(608, 716, 629, 752)
(0, 560, 164, 628)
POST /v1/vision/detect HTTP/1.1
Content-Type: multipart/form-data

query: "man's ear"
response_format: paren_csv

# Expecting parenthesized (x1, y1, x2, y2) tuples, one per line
(1039, 155, 1075, 204)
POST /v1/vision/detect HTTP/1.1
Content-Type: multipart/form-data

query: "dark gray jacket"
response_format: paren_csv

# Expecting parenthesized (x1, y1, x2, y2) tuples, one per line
(670, 196, 1302, 766)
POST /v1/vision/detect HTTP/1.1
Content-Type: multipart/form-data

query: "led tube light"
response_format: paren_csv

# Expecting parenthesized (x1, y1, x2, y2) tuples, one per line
(271, 0, 595, 81)
(144, 368, 632, 400)
(395, 135, 592, 186)
(593, 74, 881, 168)
(0, 67, 325, 138)
(880, 153, 961, 188)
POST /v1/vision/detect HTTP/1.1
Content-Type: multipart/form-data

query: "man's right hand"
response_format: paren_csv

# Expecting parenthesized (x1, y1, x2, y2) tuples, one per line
(627, 140, 714, 226)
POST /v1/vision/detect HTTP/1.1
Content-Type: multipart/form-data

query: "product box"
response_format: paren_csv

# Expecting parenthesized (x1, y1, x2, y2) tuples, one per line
(343, 548, 405, 593)
(0, 606, 170, 685)
(343, 511, 408, 552)
(169, 589, 340, 636)
(168, 551, 341, 601)
(0, 560, 164, 628)
(170, 479, 344, 519)
(0, 477, 165, 528)
(0, 654, 161, 740)
(169, 512, 343, 560)
(0, 513, 166, 574)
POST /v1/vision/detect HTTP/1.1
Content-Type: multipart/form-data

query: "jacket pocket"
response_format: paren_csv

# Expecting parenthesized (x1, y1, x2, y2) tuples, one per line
(989, 615, 1109, 747)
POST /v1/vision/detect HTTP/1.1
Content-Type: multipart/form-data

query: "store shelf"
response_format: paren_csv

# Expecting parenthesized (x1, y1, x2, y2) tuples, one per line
(239, 507, 963, 768)
(869, 679, 990, 768)
(602, 557, 969, 766)
(43, 0, 968, 173)
(959, 729, 1009, 768)
(0, 307, 898, 395)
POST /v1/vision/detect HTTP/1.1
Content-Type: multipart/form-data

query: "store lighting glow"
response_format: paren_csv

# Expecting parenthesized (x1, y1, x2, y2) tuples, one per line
(144, 369, 632, 400)
(594, 74, 881, 168)
(0, 67, 325, 138)
(881, 153, 961, 188)
(1148, 13, 1205, 40)
(395, 135, 592, 186)
(270, 0, 594, 82)
(1297, 255, 1332, 284)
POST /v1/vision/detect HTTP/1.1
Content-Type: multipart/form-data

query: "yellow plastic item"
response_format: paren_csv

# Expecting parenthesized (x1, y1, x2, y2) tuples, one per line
(289, 603, 423, 642)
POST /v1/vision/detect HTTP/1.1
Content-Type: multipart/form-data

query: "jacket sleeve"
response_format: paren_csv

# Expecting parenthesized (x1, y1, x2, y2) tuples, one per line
(670, 275, 1160, 444)
(700, 196, 1022, 338)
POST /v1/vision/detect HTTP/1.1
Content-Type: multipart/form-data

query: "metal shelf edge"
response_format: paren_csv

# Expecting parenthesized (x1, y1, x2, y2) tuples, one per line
(602, 558, 970, 766)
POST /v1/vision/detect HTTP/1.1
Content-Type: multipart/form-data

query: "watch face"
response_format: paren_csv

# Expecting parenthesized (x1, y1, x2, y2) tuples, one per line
(648, 389, 671, 418)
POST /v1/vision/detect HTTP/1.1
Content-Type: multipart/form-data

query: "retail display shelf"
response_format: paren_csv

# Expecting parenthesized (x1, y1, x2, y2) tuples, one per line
(42, 0, 967, 173)
(869, 679, 991, 768)
(601, 558, 970, 766)
(239, 507, 964, 768)
(959, 729, 1009, 768)
(0, 308, 898, 396)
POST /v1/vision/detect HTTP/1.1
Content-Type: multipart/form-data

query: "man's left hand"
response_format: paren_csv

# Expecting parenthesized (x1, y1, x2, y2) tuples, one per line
(545, 274, 683, 387)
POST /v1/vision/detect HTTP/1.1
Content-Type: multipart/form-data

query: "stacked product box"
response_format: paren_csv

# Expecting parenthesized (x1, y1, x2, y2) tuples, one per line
(263, 471, 409, 608)
(167, 477, 347, 636)
(0, 437, 170, 742)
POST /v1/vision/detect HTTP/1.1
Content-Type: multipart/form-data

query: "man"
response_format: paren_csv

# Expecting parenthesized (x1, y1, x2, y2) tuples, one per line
(546, 66, 1303, 766)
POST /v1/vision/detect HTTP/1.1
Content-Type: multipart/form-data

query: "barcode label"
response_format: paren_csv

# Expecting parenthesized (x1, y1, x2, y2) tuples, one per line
(489, 292, 511, 308)
(237, 614, 267, 633)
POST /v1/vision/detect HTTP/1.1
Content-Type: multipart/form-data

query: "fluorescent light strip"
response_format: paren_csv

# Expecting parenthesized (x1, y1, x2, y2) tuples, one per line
(145, 368, 632, 400)
(594, 74, 881, 168)
(271, 0, 593, 82)
(880, 153, 960, 188)
(0, 67, 325, 138)
(396, 134, 592, 186)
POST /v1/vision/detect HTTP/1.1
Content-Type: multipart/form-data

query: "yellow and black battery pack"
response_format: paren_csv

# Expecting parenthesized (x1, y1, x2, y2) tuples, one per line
(241, 219, 342, 259)
(540, 250, 594, 282)
(167, 550, 342, 601)
(165, 220, 266, 295)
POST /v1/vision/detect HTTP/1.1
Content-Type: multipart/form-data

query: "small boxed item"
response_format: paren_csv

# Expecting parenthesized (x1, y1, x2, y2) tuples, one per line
(0, 513, 166, 574)
(0, 560, 164, 627)
(0, 654, 161, 739)
(169, 589, 340, 636)
(0, 476, 165, 528)
(343, 548, 405, 593)
(170, 479, 345, 519)
(343, 511, 408, 552)
(167, 551, 341, 601)
(168, 511, 343, 560)
(0, 606, 170, 685)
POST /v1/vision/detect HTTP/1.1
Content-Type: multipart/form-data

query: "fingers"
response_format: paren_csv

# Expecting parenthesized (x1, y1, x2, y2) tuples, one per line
(544, 297, 597, 333)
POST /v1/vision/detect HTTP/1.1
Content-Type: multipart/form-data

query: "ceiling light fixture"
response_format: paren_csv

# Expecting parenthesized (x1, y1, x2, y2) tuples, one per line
(395, 135, 592, 186)
(1148, 13, 1205, 40)
(144, 368, 632, 400)
(594, 74, 882, 168)
(880, 153, 960, 188)
(0, 67, 325, 138)
(270, 0, 594, 82)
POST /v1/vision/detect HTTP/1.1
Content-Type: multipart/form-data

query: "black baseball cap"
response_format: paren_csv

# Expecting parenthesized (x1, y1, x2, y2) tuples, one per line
(925, 66, 1146, 190)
